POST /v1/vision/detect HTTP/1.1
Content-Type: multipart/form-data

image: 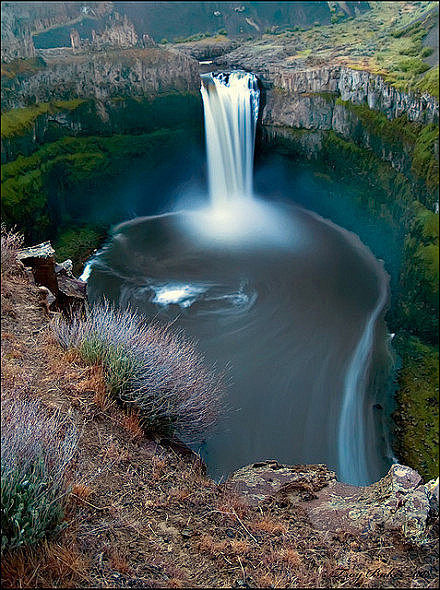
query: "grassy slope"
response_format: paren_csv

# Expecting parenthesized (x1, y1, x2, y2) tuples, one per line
(266, 1, 439, 96)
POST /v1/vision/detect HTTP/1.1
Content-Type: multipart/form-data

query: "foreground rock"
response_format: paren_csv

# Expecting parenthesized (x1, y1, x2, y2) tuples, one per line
(226, 461, 439, 545)
(17, 241, 86, 314)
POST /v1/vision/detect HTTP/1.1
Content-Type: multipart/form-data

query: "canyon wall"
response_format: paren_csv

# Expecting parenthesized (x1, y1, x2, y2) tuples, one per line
(258, 66, 438, 204)
(267, 67, 438, 124)
(1, 47, 202, 163)
(2, 48, 200, 110)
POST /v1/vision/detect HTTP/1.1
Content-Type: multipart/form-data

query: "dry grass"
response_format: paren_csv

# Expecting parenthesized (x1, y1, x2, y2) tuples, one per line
(120, 409, 144, 440)
(279, 547, 302, 568)
(51, 300, 227, 442)
(1, 538, 91, 589)
(71, 483, 93, 501)
(1, 224, 23, 277)
(252, 516, 289, 536)
(108, 547, 131, 575)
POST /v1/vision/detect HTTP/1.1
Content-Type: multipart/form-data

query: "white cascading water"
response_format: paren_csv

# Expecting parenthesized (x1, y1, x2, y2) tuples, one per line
(200, 71, 260, 206)
(337, 273, 389, 485)
(193, 70, 295, 245)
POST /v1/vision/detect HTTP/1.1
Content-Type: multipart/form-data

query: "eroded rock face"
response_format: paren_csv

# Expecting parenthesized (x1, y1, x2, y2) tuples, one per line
(268, 67, 438, 124)
(17, 242, 86, 314)
(2, 47, 200, 110)
(226, 462, 437, 545)
(261, 78, 435, 186)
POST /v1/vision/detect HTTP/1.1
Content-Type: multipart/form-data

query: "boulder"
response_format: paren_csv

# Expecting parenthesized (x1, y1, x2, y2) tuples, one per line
(17, 241, 58, 296)
(226, 461, 436, 545)
(17, 242, 86, 314)
(224, 460, 335, 505)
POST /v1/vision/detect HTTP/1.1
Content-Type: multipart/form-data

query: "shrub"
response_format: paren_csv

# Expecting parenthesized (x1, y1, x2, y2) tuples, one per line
(1, 397, 77, 553)
(1, 224, 23, 276)
(396, 57, 430, 75)
(416, 65, 439, 99)
(51, 301, 225, 442)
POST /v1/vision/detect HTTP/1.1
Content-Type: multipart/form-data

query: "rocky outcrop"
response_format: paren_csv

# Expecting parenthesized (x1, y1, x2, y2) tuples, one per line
(226, 461, 439, 545)
(17, 242, 86, 314)
(1, 8, 36, 63)
(172, 38, 240, 62)
(254, 66, 438, 194)
(90, 12, 138, 50)
(2, 48, 200, 111)
(262, 92, 417, 177)
(70, 12, 139, 53)
(269, 67, 438, 124)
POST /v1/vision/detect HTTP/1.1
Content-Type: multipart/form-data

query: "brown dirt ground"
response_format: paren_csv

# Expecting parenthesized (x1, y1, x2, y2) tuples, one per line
(1, 269, 439, 589)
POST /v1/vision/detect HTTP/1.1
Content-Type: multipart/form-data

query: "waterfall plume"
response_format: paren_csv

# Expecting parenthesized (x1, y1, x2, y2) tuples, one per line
(201, 71, 260, 206)
(180, 70, 301, 247)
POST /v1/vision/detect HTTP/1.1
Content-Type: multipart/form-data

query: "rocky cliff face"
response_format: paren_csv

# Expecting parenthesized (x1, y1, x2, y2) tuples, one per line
(1, 7, 36, 62)
(262, 89, 416, 176)
(257, 66, 438, 192)
(268, 66, 438, 125)
(89, 13, 138, 50)
(1, 48, 200, 111)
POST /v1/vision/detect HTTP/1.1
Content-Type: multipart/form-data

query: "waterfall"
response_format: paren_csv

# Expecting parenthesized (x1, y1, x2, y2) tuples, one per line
(200, 71, 260, 207)
(337, 274, 389, 486)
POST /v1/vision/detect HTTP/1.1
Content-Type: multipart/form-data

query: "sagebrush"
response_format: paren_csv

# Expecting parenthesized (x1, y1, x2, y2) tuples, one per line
(51, 300, 226, 441)
(1, 396, 77, 553)
(1, 224, 23, 276)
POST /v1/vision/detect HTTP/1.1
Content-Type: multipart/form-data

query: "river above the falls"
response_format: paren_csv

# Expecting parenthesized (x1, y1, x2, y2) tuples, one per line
(85, 199, 395, 485)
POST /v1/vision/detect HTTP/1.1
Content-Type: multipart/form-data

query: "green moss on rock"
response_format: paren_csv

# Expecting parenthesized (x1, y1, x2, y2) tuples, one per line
(1, 128, 191, 244)
(1, 100, 86, 139)
(55, 225, 105, 275)
(394, 335, 439, 482)
(416, 65, 439, 99)
(334, 101, 439, 194)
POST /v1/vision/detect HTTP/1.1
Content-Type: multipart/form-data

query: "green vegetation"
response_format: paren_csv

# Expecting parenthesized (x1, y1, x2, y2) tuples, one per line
(274, 1, 438, 96)
(415, 65, 439, 99)
(1, 128, 191, 243)
(397, 202, 439, 344)
(322, 131, 414, 227)
(173, 31, 213, 43)
(55, 225, 106, 275)
(411, 123, 439, 193)
(335, 100, 439, 197)
(0, 56, 46, 79)
(2, 93, 202, 164)
(1, 398, 77, 553)
(1, 100, 86, 139)
(394, 335, 439, 481)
